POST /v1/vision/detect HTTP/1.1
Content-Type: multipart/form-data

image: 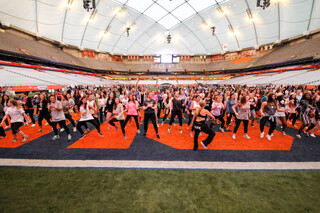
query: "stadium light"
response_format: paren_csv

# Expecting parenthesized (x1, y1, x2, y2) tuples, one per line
(83, 0, 96, 12)
(257, 0, 271, 9)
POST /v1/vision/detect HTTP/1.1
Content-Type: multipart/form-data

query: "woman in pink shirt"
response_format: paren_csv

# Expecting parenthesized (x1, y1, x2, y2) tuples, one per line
(123, 95, 140, 133)
(210, 96, 226, 132)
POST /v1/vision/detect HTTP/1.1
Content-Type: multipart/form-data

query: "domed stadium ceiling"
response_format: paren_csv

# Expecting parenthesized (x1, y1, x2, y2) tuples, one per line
(0, 0, 319, 55)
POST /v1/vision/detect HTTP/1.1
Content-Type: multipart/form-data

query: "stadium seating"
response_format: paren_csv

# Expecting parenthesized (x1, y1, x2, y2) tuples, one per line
(220, 69, 320, 85)
(0, 66, 114, 86)
(1, 31, 319, 73)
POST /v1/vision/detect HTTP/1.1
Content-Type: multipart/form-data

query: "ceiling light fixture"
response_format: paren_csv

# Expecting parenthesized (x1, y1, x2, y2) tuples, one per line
(126, 27, 130, 37)
(66, 0, 73, 10)
(211, 26, 216, 36)
(246, 8, 253, 20)
(216, 7, 224, 14)
(88, 9, 98, 22)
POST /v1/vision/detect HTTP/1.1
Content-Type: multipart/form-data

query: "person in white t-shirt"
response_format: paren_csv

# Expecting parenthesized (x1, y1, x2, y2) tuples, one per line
(76, 97, 103, 139)
(0, 99, 29, 143)
(48, 95, 71, 141)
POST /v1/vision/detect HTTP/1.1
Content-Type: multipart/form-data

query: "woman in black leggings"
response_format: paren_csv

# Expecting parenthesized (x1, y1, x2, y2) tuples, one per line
(61, 95, 76, 132)
(296, 93, 318, 138)
(109, 98, 126, 139)
(287, 93, 298, 127)
(260, 93, 287, 141)
(37, 93, 52, 133)
(48, 95, 72, 141)
(77, 97, 103, 139)
(191, 100, 216, 151)
(20, 92, 36, 127)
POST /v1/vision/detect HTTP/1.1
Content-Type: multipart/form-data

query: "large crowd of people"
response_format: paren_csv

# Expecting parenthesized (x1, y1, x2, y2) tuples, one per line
(0, 84, 319, 150)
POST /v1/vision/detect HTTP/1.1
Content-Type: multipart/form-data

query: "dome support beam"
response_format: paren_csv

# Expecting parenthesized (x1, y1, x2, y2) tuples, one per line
(80, 0, 101, 47)
(215, 0, 240, 50)
(155, 3, 209, 53)
(307, 0, 315, 31)
(186, 2, 223, 52)
(35, 0, 39, 34)
(110, 2, 156, 53)
(61, 8, 69, 42)
(244, 0, 258, 47)
(277, 3, 281, 41)
(97, 1, 130, 51)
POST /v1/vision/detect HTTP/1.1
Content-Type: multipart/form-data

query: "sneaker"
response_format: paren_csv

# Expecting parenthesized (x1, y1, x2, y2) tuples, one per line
(85, 129, 89, 134)
(173, 123, 176, 126)
(0, 136, 6, 139)
(251, 124, 254, 127)
(137, 130, 140, 134)
(143, 133, 146, 137)
(167, 128, 171, 133)
(282, 131, 286, 136)
(52, 135, 60, 140)
(190, 132, 193, 137)
(107, 126, 111, 130)
(260, 132, 264, 138)
(22, 135, 28, 143)
(31, 124, 36, 127)
(73, 127, 77, 132)
(80, 134, 86, 139)
(179, 130, 183, 135)
(201, 141, 208, 149)
(296, 134, 301, 139)
(124, 135, 127, 139)
(271, 133, 274, 136)
(157, 124, 159, 128)
(220, 127, 225, 132)
(4, 126, 10, 129)
(244, 134, 251, 139)
(199, 132, 202, 136)
(115, 126, 118, 133)
(305, 132, 310, 137)
(45, 122, 49, 126)
(161, 121, 164, 126)
(12, 138, 18, 143)
(68, 135, 72, 141)
(60, 128, 65, 132)
(232, 134, 236, 139)
(266, 134, 272, 141)
(156, 134, 160, 139)
(310, 133, 316, 138)
(37, 129, 43, 133)
(98, 132, 104, 137)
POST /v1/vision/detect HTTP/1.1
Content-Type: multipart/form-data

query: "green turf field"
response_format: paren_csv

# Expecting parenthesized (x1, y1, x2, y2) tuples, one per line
(0, 168, 319, 213)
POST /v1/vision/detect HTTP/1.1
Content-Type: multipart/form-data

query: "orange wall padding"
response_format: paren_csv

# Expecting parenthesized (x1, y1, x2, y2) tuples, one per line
(230, 57, 252, 64)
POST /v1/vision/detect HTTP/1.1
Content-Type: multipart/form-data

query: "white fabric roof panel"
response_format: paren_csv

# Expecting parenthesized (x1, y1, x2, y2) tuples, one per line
(0, 0, 318, 55)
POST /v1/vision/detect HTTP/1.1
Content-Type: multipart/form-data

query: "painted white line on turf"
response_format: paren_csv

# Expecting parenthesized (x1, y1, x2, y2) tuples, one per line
(0, 159, 320, 170)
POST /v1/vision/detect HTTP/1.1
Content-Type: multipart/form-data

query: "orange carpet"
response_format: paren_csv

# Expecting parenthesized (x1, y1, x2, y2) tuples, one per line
(147, 124, 294, 151)
(0, 122, 53, 148)
(68, 120, 137, 149)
